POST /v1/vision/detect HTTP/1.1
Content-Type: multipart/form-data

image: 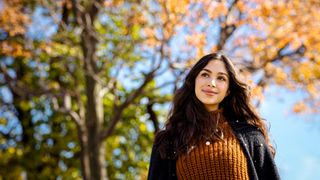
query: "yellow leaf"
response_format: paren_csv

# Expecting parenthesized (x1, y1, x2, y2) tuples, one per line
(16, 149, 23, 156)
(207, 2, 228, 19)
(139, 124, 147, 133)
(19, 101, 30, 111)
(306, 84, 317, 97)
(292, 101, 307, 113)
(251, 85, 264, 101)
(8, 147, 15, 154)
(299, 63, 313, 80)
(0, 0, 30, 36)
(264, 63, 275, 75)
(274, 67, 287, 85)
(48, 82, 60, 90)
(0, 118, 7, 126)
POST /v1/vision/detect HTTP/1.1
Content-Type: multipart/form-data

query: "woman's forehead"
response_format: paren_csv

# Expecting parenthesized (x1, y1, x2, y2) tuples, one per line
(201, 60, 228, 75)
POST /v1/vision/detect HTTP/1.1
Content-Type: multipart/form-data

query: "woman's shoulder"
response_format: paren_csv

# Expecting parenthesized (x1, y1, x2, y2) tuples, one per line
(229, 120, 264, 138)
(229, 121, 267, 152)
(152, 130, 173, 152)
(154, 130, 171, 145)
(152, 129, 177, 160)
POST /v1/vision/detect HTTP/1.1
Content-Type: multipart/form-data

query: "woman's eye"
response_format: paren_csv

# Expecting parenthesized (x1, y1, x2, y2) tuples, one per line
(201, 73, 209, 77)
(218, 76, 226, 81)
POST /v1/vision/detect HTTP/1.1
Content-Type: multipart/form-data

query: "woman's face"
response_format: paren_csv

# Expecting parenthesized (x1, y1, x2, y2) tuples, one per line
(195, 60, 230, 111)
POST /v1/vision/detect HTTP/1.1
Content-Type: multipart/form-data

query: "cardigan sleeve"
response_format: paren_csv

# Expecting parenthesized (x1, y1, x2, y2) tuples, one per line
(148, 143, 177, 180)
(148, 144, 164, 180)
(246, 130, 281, 180)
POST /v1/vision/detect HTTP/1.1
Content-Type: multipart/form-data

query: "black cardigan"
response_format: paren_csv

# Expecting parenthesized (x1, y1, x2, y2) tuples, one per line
(148, 121, 280, 180)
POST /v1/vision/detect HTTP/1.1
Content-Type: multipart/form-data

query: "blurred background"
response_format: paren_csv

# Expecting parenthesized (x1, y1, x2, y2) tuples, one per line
(0, 0, 319, 179)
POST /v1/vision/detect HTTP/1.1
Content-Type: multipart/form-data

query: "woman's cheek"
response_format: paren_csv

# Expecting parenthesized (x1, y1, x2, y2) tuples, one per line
(198, 78, 206, 85)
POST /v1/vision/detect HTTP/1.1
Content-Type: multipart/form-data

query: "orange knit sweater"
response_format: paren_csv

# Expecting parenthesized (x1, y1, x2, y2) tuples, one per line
(176, 112, 249, 180)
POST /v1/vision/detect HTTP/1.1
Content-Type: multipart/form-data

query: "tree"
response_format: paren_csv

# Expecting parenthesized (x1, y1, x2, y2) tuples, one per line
(1, 1, 81, 179)
(1, 0, 176, 179)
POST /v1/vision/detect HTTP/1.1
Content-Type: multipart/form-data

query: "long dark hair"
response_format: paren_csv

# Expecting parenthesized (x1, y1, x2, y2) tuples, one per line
(154, 53, 274, 158)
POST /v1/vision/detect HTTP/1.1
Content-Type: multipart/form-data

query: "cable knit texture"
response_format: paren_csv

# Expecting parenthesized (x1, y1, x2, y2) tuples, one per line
(175, 110, 249, 180)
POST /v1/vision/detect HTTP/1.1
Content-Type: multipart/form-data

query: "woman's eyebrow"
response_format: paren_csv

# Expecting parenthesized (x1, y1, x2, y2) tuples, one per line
(202, 69, 228, 77)
(217, 72, 228, 77)
(202, 68, 212, 73)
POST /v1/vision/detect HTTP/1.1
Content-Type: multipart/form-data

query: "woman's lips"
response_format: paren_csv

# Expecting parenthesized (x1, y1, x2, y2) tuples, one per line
(202, 89, 218, 96)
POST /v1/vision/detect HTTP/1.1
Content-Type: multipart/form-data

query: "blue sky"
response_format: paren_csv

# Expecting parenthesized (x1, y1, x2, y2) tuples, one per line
(260, 86, 320, 180)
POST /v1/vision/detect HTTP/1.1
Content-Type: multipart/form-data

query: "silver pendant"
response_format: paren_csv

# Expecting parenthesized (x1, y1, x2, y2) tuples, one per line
(187, 145, 196, 154)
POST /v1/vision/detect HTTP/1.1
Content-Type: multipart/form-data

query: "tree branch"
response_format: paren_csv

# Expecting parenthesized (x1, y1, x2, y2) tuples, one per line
(146, 100, 159, 134)
(52, 96, 83, 128)
(217, 0, 239, 50)
(99, 70, 156, 140)
(40, 0, 68, 30)
(0, 63, 26, 98)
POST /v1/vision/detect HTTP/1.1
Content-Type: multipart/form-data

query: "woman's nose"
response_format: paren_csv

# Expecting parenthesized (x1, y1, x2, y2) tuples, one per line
(208, 79, 216, 87)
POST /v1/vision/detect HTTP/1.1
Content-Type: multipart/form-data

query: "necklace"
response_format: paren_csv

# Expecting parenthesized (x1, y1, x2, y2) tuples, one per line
(203, 113, 223, 146)
(187, 110, 224, 153)
(203, 128, 224, 145)
(187, 128, 224, 154)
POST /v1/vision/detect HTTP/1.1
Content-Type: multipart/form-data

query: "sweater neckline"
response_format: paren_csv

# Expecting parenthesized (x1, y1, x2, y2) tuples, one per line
(209, 108, 223, 115)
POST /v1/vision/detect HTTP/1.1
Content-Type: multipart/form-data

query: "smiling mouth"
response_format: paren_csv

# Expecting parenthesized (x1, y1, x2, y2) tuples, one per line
(202, 90, 218, 96)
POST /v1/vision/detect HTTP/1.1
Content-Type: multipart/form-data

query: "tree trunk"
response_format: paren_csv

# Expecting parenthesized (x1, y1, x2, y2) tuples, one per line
(78, 128, 91, 180)
(75, 1, 108, 178)
(77, 74, 107, 180)
(79, 131, 106, 180)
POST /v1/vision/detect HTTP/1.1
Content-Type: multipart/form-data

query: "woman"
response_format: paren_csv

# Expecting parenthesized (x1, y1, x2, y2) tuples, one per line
(148, 53, 280, 180)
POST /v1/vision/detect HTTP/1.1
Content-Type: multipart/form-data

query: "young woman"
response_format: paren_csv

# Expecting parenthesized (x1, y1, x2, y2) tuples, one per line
(148, 53, 280, 180)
